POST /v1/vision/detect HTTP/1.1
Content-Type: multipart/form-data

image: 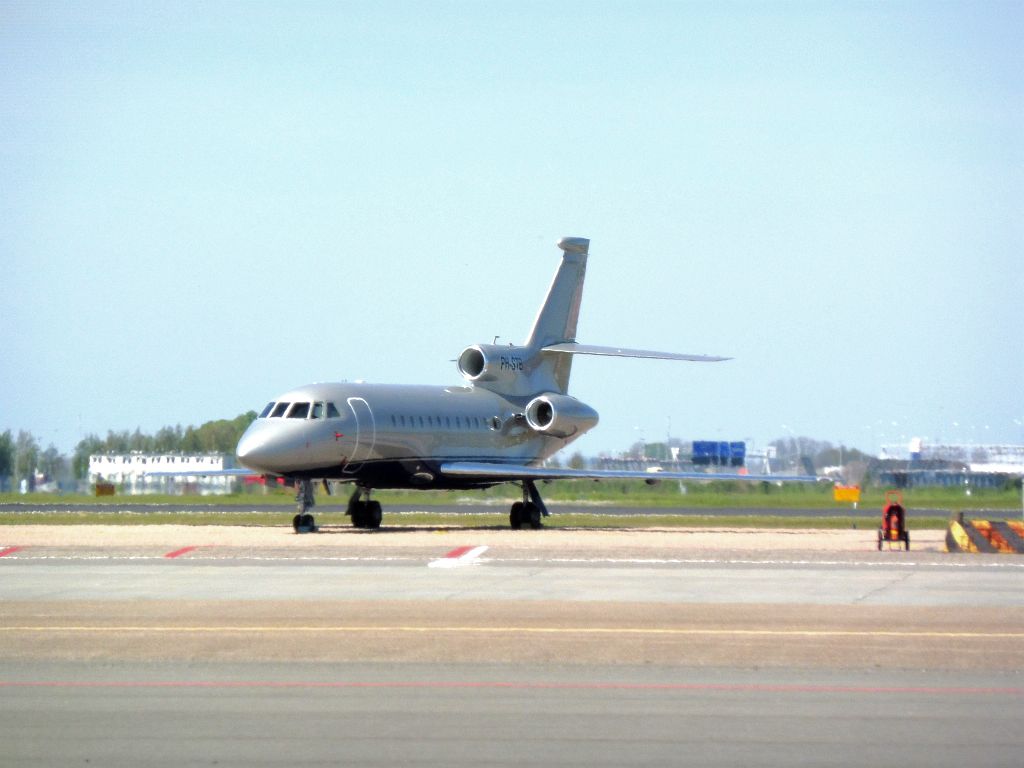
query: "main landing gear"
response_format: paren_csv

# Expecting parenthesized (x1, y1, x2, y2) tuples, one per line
(293, 479, 317, 533)
(347, 487, 382, 530)
(509, 480, 549, 530)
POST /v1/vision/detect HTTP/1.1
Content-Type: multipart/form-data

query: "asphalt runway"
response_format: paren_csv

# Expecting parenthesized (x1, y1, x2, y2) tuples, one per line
(3, 661, 1019, 768)
(1, 524, 1022, 767)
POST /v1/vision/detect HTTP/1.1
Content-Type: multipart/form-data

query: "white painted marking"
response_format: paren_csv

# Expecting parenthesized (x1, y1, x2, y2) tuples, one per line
(484, 556, 1024, 569)
(428, 545, 489, 569)
(2, 551, 1021, 569)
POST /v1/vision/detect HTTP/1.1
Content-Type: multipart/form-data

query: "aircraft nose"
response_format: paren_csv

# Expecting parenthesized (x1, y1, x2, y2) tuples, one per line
(236, 426, 278, 473)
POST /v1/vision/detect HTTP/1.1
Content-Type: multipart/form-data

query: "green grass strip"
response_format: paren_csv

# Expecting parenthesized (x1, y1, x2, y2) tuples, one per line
(2, 482, 1018, 511)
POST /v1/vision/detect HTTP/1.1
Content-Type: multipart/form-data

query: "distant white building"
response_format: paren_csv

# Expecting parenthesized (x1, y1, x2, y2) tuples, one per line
(88, 453, 237, 495)
(880, 441, 1024, 473)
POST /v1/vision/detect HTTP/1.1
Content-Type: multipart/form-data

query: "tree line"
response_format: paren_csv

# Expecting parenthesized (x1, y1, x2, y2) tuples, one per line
(0, 430, 66, 490)
(0, 411, 257, 487)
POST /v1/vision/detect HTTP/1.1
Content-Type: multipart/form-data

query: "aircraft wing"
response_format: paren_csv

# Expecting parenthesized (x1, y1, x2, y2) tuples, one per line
(440, 461, 816, 483)
(542, 343, 730, 363)
(143, 468, 257, 478)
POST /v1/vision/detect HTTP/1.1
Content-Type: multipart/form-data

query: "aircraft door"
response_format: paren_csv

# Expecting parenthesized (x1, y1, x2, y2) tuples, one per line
(343, 397, 376, 473)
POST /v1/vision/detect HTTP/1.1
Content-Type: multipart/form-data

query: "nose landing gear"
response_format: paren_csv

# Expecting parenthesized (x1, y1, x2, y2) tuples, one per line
(293, 479, 317, 533)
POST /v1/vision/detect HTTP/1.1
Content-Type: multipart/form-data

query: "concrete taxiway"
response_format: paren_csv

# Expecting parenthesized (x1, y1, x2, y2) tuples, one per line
(1, 523, 1022, 766)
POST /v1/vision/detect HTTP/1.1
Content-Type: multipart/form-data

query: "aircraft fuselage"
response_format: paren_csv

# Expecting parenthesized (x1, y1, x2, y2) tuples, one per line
(236, 381, 574, 489)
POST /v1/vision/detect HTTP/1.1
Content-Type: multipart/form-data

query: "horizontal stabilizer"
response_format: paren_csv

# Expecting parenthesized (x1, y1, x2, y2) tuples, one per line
(542, 343, 730, 363)
(440, 461, 815, 484)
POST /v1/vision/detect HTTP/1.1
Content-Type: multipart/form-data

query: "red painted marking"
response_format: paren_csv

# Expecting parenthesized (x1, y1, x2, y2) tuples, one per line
(164, 546, 198, 559)
(444, 546, 476, 559)
(0, 546, 23, 557)
(334, 432, 344, 440)
(0, 680, 1019, 696)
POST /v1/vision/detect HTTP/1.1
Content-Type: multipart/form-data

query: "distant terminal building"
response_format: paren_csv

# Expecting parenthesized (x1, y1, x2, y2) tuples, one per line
(88, 453, 239, 495)
(877, 440, 1024, 489)
(919, 443, 1024, 474)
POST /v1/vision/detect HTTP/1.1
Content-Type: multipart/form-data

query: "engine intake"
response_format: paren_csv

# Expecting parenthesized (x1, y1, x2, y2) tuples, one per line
(525, 393, 599, 439)
(457, 344, 529, 384)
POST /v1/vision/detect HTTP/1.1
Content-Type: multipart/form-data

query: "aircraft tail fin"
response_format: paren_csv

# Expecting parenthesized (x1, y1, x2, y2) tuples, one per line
(458, 236, 726, 396)
(524, 237, 589, 393)
(526, 237, 589, 350)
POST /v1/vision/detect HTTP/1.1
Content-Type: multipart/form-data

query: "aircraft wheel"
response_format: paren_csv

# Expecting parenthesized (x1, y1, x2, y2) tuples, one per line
(509, 502, 524, 530)
(366, 501, 383, 529)
(351, 502, 366, 528)
(293, 514, 302, 533)
(526, 503, 542, 529)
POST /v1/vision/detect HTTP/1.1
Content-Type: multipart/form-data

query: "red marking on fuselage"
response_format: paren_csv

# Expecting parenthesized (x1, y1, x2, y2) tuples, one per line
(164, 546, 198, 559)
(0, 546, 22, 558)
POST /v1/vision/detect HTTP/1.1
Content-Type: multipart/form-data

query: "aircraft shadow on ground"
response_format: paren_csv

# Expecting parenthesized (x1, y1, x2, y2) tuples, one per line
(305, 523, 628, 534)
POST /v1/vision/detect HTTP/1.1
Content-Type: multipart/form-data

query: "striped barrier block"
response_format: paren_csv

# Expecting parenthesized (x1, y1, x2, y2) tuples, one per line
(946, 518, 1024, 554)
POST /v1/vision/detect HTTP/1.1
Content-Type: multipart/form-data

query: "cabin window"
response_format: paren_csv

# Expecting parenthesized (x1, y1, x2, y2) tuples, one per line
(312, 402, 324, 419)
(288, 402, 310, 419)
(490, 416, 501, 431)
(445, 416, 451, 428)
(418, 416, 424, 428)
(270, 402, 290, 418)
(326, 402, 341, 418)
(399, 415, 406, 427)
(259, 402, 275, 418)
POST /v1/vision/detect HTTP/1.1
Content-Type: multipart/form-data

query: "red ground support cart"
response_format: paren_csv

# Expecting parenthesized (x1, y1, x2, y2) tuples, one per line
(878, 490, 910, 550)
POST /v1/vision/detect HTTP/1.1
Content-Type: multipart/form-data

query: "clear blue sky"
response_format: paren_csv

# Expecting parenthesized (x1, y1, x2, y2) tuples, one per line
(2, 1, 1021, 459)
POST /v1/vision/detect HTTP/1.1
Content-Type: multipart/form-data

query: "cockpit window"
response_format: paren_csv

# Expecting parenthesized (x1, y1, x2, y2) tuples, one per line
(287, 402, 310, 419)
(270, 402, 290, 418)
(311, 402, 324, 419)
(326, 402, 341, 418)
(259, 402, 275, 418)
